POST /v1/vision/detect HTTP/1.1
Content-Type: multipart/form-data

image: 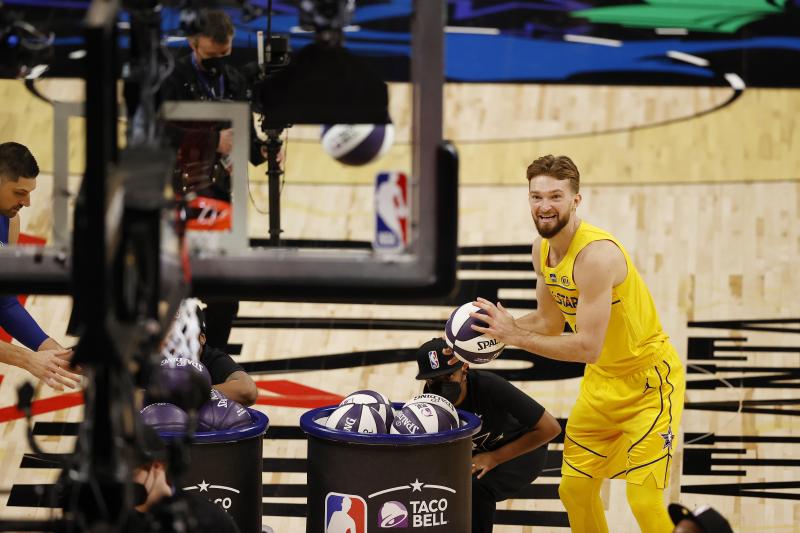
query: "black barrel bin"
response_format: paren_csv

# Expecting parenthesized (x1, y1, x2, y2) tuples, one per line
(301, 404, 481, 532)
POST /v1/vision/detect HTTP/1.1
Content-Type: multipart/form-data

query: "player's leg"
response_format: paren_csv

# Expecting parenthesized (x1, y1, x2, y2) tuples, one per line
(472, 448, 548, 533)
(622, 349, 686, 532)
(626, 473, 672, 533)
(559, 372, 619, 533)
(558, 476, 608, 533)
(471, 478, 497, 533)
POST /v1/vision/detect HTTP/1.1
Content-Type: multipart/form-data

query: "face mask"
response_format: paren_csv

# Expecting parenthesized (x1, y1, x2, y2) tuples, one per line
(200, 56, 226, 78)
(428, 381, 462, 405)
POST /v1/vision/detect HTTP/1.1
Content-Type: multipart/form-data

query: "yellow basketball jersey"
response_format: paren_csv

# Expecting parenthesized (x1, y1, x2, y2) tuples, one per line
(540, 221, 669, 376)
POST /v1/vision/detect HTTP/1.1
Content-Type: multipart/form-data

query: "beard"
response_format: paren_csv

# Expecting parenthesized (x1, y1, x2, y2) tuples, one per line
(0, 206, 20, 218)
(533, 210, 571, 238)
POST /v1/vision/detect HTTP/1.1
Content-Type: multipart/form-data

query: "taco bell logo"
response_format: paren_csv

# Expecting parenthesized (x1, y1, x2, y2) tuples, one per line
(379, 501, 409, 528)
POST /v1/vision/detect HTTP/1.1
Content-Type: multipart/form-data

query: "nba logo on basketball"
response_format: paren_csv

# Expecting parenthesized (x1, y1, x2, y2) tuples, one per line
(374, 172, 408, 252)
(325, 492, 367, 533)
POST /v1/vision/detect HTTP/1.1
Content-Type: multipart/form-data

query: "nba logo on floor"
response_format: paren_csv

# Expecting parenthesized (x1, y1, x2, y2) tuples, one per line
(374, 171, 408, 252)
(325, 492, 367, 533)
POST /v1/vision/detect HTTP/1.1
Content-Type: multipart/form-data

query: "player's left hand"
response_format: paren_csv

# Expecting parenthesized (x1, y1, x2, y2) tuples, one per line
(470, 297, 520, 344)
(471, 452, 498, 479)
(446, 298, 518, 365)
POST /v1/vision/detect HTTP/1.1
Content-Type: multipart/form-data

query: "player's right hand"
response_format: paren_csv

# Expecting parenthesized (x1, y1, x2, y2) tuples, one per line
(27, 349, 81, 391)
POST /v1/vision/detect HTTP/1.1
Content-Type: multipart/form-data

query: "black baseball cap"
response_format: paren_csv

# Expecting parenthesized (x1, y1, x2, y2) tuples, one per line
(415, 338, 463, 380)
(668, 504, 733, 533)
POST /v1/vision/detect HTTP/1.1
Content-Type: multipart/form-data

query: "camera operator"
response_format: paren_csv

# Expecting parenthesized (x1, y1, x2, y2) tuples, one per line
(160, 9, 265, 348)
(123, 419, 240, 533)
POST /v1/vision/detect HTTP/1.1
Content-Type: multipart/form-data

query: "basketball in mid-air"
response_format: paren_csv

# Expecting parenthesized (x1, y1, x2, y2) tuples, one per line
(320, 124, 395, 166)
(445, 302, 505, 364)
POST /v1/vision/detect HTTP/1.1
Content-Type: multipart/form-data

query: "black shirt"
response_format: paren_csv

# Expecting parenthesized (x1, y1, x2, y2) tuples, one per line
(457, 370, 546, 453)
(124, 491, 240, 533)
(200, 345, 244, 386)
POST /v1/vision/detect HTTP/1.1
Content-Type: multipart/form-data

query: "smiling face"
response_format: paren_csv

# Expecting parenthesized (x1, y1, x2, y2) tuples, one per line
(0, 176, 36, 218)
(528, 175, 580, 238)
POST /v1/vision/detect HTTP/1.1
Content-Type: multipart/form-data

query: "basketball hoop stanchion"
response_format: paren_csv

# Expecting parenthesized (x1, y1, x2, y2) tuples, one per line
(300, 404, 481, 532)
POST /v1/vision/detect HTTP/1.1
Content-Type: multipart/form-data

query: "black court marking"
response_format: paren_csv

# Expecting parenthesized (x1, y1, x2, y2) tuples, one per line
(234, 317, 447, 331)
(681, 481, 800, 501)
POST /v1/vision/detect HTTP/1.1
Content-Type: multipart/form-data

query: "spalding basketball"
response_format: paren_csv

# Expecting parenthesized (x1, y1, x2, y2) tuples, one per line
(403, 393, 458, 427)
(390, 402, 458, 435)
(324, 403, 387, 434)
(340, 389, 394, 429)
(445, 302, 506, 364)
(141, 403, 189, 433)
(198, 389, 252, 431)
(320, 124, 395, 166)
(158, 356, 212, 387)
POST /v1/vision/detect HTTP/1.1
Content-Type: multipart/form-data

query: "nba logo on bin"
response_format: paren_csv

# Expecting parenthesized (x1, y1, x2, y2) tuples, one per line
(325, 492, 367, 533)
(379, 501, 409, 528)
(374, 172, 408, 252)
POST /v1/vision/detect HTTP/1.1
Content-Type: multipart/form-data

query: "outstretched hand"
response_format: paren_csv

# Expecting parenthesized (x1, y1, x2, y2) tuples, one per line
(27, 349, 81, 390)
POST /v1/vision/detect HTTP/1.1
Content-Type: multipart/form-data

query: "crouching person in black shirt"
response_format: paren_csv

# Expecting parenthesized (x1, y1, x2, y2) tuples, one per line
(414, 338, 562, 533)
(197, 305, 258, 406)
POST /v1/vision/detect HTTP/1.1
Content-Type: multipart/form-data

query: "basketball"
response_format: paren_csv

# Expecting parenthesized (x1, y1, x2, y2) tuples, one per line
(339, 389, 394, 428)
(198, 388, 252, 431)
(445, 302, 506, 364)
(158, 356, 212, 387)
(390, 401, 458, 435)
(404, 393, 459, 427)
(320, 124, 395, 166)
(140, 402, 189, 433)
(324, 403, 387, 434)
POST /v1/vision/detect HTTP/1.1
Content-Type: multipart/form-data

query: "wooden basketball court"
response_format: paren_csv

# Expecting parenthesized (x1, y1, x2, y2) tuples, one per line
(0, 79, 798, 532)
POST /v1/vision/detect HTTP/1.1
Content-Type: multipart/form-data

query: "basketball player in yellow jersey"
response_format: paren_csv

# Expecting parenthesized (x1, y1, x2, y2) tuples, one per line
(468, 155, 685, 533)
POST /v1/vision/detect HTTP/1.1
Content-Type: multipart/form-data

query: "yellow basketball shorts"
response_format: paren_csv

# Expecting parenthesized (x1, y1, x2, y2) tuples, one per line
(561, 346, 685, 487)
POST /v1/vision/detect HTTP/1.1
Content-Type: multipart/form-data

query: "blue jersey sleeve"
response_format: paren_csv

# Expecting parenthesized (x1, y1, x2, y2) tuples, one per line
(0, 295, 49, 351)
